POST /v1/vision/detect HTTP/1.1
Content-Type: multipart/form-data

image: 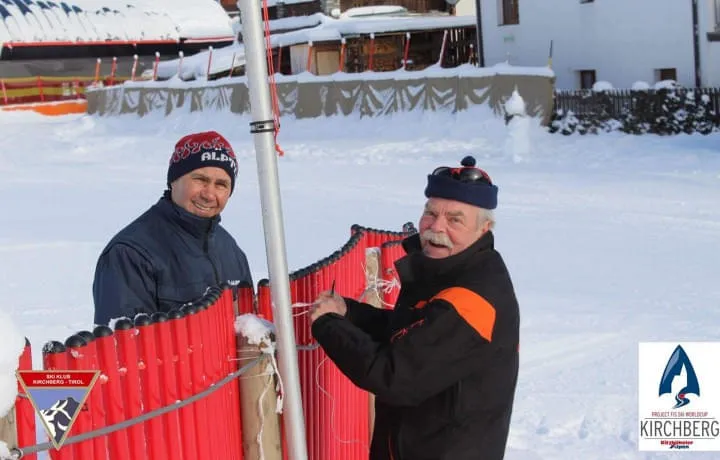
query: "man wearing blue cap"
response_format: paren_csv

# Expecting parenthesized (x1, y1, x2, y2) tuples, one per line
(310, 156, 520, 460)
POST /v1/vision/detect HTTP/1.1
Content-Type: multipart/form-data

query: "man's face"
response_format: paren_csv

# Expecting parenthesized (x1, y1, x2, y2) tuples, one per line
(418, 197, 490, 259)
(170, 167, 232, 218)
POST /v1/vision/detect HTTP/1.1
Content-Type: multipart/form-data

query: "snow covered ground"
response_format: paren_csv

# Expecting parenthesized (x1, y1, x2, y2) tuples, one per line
(1, 105, 719, 459)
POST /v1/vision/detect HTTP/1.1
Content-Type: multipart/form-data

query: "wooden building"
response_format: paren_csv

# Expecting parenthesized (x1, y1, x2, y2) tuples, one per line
(270, 23, 476, 76)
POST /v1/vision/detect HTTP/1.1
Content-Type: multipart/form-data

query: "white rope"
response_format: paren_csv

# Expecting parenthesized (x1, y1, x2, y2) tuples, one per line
(267, 347, 284, 414)
(314, 355, 370, 453)
(255, 360, 274, 460)
(255, 259, 401, 455)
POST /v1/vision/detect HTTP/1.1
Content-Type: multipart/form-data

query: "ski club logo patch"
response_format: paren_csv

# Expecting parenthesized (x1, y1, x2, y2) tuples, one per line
(16, 370, 100, 450)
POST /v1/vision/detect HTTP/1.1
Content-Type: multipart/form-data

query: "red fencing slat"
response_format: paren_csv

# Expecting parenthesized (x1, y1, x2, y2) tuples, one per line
(113, 319, 147, 460)
(42, 341, 73, 460)
(152, 313, 183, 460)
(198, 300, 223, 460)
(64, 335, 95, 459)
(134, 315, 165, 460)
(221, 287, 243, 460)
(16, 339, 36, 460)
(168, 309, 199, 460)
(257, 279, 273, 321)
(181, 304, 213, 460)
(93, 326, 131, 460)
(237, 283, 255, 315)
(207, 291, 231, 459)
(76, 330, 108, 460)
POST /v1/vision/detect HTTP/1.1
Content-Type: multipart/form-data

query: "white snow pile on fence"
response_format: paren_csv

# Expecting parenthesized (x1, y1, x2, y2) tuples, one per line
(0, 309, 26, 420)
(235, 314, 276, 347)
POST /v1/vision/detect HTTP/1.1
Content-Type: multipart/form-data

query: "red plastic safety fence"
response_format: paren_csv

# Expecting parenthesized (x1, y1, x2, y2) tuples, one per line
(19, 284, 248, 460)
(14, 223, 413, 460)
(269, 224, 411, 460)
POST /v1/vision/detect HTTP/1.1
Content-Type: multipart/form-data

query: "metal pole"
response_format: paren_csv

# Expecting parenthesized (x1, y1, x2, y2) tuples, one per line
(473, 0, 485, 67)
(691, 0, 702, 87)
(235, 1, 309, 459)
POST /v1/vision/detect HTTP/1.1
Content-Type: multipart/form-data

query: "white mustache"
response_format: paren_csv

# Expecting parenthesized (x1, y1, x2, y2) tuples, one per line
(421, 230, 454, 249)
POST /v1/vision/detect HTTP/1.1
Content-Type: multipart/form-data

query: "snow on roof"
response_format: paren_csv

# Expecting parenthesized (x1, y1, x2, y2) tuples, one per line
(151, 42, 247, 80)
(269, 13, 476, 47)
(0, 0, 234, 44)
(264, 12, 324, 33)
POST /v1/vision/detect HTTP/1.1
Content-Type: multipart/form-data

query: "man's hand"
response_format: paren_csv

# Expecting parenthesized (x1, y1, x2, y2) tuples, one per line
(309, 290, 347, 323)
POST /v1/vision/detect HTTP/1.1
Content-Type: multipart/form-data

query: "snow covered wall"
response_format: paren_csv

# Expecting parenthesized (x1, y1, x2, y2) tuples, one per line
(86, 64, 555, 122)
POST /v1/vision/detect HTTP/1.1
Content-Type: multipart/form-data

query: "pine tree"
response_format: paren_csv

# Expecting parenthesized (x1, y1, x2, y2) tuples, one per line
(653, 88, 683, 135)
(679, 91, 697, 135)
(550, 109, 578, 135)
(693, 93, 716, 135)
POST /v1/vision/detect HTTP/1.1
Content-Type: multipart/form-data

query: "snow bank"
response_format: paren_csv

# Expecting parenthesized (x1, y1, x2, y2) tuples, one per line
(654, 79, 678, 90)
(150, 44, 247, 80)
(0, 310, 26, 419)
(631, 81, 650, 91)
(592, 81, 613, 92)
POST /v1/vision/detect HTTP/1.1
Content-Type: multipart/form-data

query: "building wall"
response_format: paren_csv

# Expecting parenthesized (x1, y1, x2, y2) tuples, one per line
(699, 0, 720, 86)
(284, 1, 323, 17)
(473, 0, 720, 89)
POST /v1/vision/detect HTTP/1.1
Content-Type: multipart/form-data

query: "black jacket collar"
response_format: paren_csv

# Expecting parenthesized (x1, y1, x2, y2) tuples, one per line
(156, 190, 221, 240)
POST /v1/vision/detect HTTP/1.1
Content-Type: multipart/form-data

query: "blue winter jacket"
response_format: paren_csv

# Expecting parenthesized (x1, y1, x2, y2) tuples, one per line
(92, 193, 253, 326)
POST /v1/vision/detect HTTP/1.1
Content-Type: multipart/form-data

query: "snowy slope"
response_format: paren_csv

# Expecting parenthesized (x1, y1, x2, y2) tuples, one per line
(0, 106, 719, 459)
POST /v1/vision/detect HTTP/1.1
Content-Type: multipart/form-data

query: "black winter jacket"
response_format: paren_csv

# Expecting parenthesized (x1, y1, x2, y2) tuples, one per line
(311, 231, 520, 460)
(92, 193, 252, 325)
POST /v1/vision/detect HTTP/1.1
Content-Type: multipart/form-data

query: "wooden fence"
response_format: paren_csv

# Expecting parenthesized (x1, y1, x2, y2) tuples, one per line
(553, 87, 720, 120)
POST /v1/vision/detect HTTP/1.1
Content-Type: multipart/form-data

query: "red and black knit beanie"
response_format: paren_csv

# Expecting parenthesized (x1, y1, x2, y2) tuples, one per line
(167, 131, 239, 193)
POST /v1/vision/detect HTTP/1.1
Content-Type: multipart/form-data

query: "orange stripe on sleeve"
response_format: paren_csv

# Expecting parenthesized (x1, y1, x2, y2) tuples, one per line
(431, 287, 496, 342)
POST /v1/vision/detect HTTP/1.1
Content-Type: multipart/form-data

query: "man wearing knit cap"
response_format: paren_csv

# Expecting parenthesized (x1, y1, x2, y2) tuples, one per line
(92, 131, 253, 326)
(309, 156, 520, 460)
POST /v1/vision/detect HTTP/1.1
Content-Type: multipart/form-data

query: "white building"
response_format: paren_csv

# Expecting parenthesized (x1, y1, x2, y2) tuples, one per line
(454, 0, 720, 90)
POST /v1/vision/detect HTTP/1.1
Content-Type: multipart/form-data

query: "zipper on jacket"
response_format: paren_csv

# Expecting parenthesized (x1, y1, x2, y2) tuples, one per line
(454, 380, 462, 418)
(204, 222, 220, 284)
